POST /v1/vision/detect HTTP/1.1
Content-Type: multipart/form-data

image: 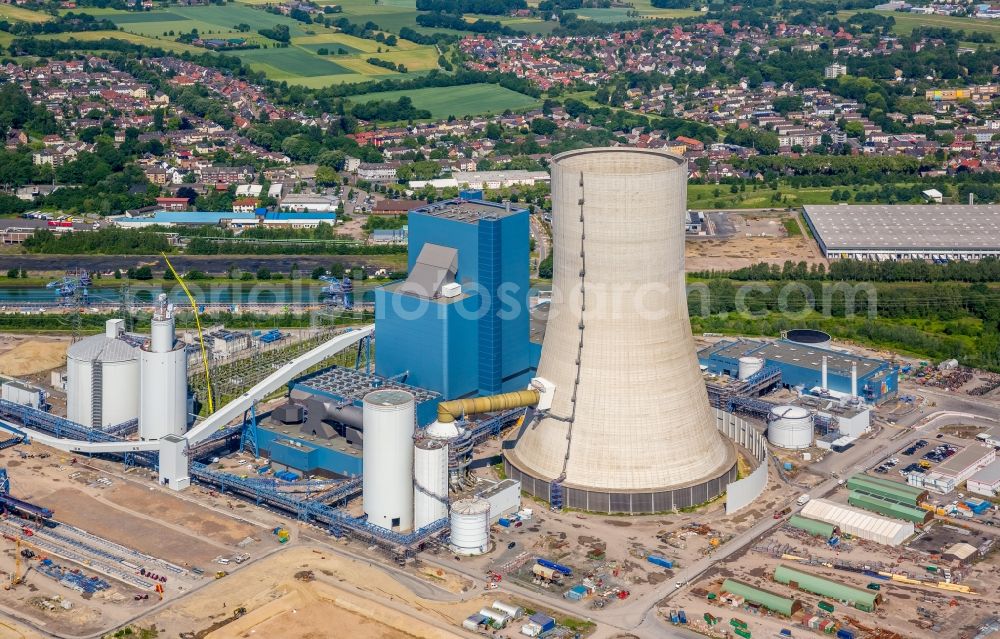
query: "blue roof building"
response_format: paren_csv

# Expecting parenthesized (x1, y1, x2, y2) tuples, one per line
(374, 199, 533, 399)
(699, 338, 898, 404)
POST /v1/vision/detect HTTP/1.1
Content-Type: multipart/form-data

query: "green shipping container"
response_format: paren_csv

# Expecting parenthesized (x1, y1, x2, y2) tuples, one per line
(818, 601, 834, 613)
(735, 628, 752, 639)
(731, 618, 748, 629)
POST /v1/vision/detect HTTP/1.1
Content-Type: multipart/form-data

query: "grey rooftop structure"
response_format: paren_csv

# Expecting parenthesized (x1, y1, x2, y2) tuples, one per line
(802, 204, 1000, 261)
(410, 199, 522, 223)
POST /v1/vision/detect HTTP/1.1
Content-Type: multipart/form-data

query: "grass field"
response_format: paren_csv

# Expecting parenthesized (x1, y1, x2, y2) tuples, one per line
(571, 6, 699, 21)
(35, 30, 205, 54)
(840, 10, 1000, 39)
(687, 183, 881, 209)
(0, 4, 51, 22)
(463, 13, 557, 33)
(350, 83, 539, 118)
(231, 46, 353, 76)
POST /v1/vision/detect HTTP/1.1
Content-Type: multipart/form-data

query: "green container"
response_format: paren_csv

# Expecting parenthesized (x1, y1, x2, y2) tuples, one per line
(735, 628, 752, 639)
(708, 592, 717, 600)
(818, 601, 834, 613)
(731, 618, 748, 629)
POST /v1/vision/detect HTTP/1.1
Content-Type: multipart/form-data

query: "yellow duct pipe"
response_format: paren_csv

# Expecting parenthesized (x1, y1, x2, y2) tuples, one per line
(437, 389, 540, 423)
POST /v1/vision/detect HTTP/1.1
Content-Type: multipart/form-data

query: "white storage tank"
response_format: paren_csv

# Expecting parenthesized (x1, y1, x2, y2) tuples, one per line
(768, 405, 814, 450)
(450, 497, 491, 556)
(139, 298, 188, 440)
(66, 319, 140, 429)
(363, 389, 415, 531)
(738, 356, 764, 380)
(413, 437, 449, 530)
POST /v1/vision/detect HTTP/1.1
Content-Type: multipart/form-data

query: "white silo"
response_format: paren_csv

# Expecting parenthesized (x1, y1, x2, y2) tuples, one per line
(363, 389, 415, 531)
(507, 148, 737, 513)
(738, 356, 764, 380)
(413, 437, 449, 530)
(139, 295, 188, 440)
(66, 319, 140, 429)
(768, 405, 814, 449)
(450, 497, 490, 556)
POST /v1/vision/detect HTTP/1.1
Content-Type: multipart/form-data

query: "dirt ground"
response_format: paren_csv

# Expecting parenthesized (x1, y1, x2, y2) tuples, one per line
(137, 545, 485, 639)
(0, 335, 68, 377)
(686, 235, 826, 271)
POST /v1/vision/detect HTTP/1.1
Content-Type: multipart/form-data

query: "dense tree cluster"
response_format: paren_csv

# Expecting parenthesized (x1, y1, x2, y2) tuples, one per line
(416, 0, 526, 14)
(23, 228, 172, 254)
(350, 96, 431, 121)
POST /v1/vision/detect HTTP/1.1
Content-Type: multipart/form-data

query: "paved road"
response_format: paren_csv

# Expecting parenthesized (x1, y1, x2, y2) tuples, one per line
(0, 254, 400, 275)
(529, 213, 549, 277)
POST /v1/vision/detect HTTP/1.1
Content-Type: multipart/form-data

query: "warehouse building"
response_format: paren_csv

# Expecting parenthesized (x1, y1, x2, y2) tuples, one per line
(773, 565, 881, 612)
(847, 474, 927, 507)
(913, 446, 997, 494)
(802, 204, 1000, 261)
(787, 514, 838, 539)
(699, 338, 898, 404)
(848, 492, 932, 525)
(721, 579, 803, 616)
(801, 498, 914, 546)
(967, 460, 1000, 497)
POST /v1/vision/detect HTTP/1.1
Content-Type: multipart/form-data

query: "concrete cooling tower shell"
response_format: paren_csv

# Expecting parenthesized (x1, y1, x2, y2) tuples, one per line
(506, 148, 737, 513)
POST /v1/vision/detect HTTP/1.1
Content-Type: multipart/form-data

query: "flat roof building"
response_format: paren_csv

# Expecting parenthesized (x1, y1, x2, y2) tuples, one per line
(934, 445, 996, 483)
(967, 460, 1000, 497)
(699, 338, 898, 403)
(847, 474, 927, 507)
(802, 204, 1000, 261)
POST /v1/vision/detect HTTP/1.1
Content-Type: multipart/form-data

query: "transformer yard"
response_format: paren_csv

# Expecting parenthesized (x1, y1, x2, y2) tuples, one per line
(0, 149, 998, 639)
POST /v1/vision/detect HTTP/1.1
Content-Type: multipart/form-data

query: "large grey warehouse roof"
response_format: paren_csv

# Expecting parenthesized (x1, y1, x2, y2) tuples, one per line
(803, 204, 1000, 250)
(66, 334, 139, 363)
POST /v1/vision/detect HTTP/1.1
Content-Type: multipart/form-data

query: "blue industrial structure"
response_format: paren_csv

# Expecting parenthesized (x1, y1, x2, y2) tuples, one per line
(375, 199, 534, 399)
(699, 339, 898, 403)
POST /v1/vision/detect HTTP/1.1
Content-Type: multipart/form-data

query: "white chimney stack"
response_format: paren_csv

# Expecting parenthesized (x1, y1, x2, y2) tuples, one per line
(821, 356, 828, 391)
(851, 362, 858, 398)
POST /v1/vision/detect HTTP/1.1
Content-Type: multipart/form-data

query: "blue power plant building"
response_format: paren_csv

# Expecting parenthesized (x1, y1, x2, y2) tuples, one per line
(699, 338, 898, 403)
(375, 199, 534, 400)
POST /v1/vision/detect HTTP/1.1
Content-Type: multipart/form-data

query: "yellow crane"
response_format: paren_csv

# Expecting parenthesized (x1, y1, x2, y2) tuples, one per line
(3, 534, 42, 590)
(162, 253, 214, 413)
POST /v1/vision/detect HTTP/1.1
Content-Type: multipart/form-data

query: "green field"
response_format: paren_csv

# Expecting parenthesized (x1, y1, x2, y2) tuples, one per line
(686, 183, 905, 209)
(34, 1, 442, 85)
(464, 13, 557, 33)
(0, 4, 51, 22)
(840, 10, 1000, 39)
(571, 6, 698, 21)
(35, 30, 205, 54)
(350, 83, 539, 118)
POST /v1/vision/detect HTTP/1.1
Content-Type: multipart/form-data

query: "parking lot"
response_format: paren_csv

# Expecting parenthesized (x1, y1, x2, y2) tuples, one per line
(873, 437, 961, 478)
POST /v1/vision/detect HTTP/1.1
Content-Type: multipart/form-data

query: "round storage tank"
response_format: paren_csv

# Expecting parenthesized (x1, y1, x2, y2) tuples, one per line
(784, 329, 832, 349)
(768, 405, 814, 450)
(414, 437, 449, 530)
(738, 356, 764, 380)
(139, 315, 188, 441)
(362, 389, 415, 531)
(66, 321, 140, 429)
(450, 497, 491, 556)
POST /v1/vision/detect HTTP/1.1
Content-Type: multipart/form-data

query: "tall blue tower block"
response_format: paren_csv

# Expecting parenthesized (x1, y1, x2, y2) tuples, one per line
(375, 199, 532, 400)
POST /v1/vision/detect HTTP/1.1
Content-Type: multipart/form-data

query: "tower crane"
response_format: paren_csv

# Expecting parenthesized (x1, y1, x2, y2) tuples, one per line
(3, 533, 43, 590)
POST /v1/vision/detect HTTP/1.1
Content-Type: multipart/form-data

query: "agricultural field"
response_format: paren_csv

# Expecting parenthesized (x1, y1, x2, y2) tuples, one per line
(32, 1, 443, 86)
(0, 3, 51, 22)
(840, 9, 1000, 40)
(35, 30, 205, 54)
(349, 83, 540, 118)
(463, 13, 558, 33)
(572, 6, 699, 22)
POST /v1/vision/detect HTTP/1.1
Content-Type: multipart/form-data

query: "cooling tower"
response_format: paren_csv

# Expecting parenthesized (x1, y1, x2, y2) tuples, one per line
(506, 148, 737, 513)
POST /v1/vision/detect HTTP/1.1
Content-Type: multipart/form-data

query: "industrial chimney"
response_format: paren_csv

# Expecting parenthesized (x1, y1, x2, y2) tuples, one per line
(139, 294, 188, 440)
(506, 148, 736, 513)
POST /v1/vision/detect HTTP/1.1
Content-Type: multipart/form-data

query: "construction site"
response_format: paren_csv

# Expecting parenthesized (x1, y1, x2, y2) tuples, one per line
(0, 148, 998, 639)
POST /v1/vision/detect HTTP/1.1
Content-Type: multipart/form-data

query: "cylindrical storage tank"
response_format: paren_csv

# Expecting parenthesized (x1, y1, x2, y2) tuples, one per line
(738, 356, 764, 380)
(450, 497, 491, 555)
(768, 405, 814, 450)
(413, 437, 449, 530)
(66, 325, 140, 429)
(139, 323, 187, 441)
(362, 389, 415, 531)
(784, 329, 832, 349)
